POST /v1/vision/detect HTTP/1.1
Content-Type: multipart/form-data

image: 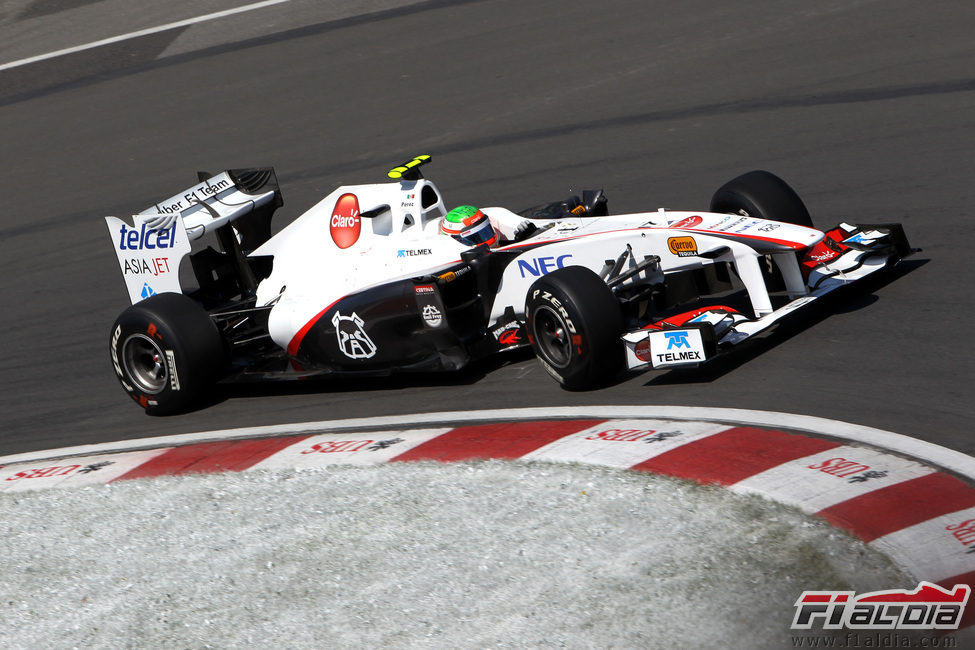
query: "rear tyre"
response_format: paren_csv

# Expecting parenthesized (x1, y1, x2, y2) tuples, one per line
(109, 293, 227, 414)
(525, 266, 623, 389)
(710, 170, 814, 227)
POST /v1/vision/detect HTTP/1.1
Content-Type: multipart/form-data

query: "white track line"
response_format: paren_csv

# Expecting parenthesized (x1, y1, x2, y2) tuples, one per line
(0, 0, 292, 72)
(3, 406, 973, 479)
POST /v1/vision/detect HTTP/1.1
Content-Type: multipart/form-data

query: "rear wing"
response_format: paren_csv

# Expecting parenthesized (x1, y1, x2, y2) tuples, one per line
(105, 168, 283, 304)
(139, 168, 282, 247)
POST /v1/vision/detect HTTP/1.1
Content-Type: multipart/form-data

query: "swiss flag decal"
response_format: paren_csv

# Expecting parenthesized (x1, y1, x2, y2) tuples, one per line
(330, 193, 361, 249)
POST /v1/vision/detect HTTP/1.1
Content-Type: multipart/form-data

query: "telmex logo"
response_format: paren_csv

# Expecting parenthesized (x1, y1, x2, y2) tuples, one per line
(330, 193, 361, 249)
(667, 236, 698, 257)
(664, 331, 691, 349)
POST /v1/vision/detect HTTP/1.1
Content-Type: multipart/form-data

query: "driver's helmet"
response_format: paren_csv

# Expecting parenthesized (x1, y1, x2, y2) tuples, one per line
(440, 205, 498, 247)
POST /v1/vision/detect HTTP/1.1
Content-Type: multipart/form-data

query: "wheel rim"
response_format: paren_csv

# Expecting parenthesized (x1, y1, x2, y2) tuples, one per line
(121, 334, 167, 394)
(532, 305, 572, 369)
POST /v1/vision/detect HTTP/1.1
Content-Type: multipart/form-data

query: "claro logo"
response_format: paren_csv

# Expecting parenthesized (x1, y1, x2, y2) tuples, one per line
(330, 193, 361, 249)
(670, 215, 703, 229)
(667, 236, 698, 257)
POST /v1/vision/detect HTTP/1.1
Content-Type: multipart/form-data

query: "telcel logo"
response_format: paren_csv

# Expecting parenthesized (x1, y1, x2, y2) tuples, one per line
(517, 254, 572, 277)
(117, 223, 178, 250)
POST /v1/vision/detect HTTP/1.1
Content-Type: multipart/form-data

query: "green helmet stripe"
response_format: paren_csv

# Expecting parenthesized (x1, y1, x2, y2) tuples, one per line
(444, 205, 480, 224)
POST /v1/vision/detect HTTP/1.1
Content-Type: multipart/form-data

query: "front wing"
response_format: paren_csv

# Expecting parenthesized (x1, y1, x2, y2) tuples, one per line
(621, 222, 914, 371)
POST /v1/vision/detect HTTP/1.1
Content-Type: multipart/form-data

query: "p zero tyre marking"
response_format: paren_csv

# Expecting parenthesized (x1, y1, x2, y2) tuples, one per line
(110, 325, 134, 392)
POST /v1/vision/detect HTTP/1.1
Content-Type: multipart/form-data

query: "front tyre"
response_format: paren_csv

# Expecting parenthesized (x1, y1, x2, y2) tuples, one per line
(109, 293, 227, 414)
(710, 170, 814, 227)
(525, 266, 623, 389)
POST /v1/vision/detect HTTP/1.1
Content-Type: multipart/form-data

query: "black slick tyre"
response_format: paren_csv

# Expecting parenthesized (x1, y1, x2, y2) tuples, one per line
(525, 266, 623, 389)
(710, 170, 814, 227)
(109, 293, 227, 414)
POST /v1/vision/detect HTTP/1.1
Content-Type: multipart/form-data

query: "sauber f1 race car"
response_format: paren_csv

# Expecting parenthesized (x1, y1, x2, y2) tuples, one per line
(106, 155, 913, 413)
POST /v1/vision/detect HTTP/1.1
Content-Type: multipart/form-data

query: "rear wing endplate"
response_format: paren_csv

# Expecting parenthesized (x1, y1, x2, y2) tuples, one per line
(104, 214, 192, 304)
(105, 168, 282, 304)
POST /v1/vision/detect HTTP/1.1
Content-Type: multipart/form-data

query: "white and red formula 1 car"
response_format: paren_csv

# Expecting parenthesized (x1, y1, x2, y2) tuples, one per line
(106, 155, 913, 413)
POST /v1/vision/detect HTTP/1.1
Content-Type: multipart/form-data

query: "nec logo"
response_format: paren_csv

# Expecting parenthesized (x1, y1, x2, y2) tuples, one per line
(517, 254, 572, 277)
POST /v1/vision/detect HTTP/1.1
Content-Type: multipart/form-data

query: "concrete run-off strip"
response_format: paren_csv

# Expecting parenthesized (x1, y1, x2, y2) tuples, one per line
(2, 406, 973, 641)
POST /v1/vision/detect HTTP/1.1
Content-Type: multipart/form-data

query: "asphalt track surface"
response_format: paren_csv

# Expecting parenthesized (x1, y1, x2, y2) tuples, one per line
(1, 0, 974, 457)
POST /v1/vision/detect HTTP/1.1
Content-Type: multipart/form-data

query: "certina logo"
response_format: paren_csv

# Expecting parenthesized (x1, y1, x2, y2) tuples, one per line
(398, 248, 432, 257)
(518, 254, 572, 277)
(792, 582, 970, 631)
(117, 223, 178, 251)
(330, 193, 361, 249)
(667, 237, 698, 257)
(331, 311, 377, 359)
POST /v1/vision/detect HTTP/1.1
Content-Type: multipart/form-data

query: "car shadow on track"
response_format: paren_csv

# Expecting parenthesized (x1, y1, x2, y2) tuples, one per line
(200, 348, 539, 408)
(638, 258, 928, 387)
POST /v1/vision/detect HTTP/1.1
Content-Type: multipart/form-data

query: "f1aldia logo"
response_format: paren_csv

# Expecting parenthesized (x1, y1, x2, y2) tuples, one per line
(330, 193, 361, 249)
(792, 582, 970, 630)
(331, 311, 377, 359)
